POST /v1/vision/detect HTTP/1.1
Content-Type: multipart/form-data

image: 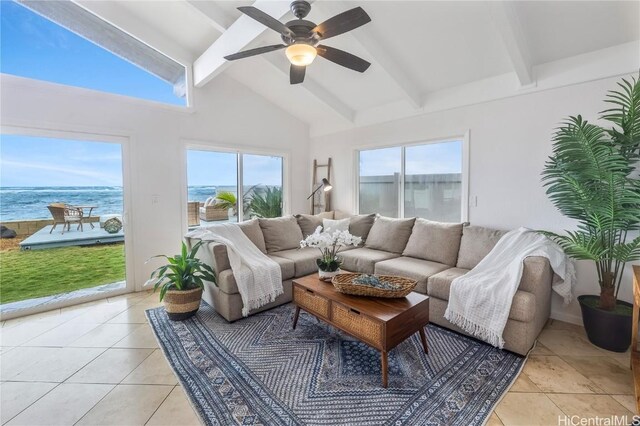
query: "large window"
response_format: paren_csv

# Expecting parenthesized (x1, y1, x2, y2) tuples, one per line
(187, 149, 284, 226)
(358, 139, 465, 222)
(1, 1, 186, 106)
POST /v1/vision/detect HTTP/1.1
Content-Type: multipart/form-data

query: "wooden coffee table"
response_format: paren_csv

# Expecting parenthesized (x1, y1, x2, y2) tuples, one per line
(292, 273, 430, 388)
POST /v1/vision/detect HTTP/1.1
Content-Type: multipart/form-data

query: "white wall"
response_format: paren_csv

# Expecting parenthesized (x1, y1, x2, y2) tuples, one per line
(1, 74, 310, 291)
(310, 74, 638, 324)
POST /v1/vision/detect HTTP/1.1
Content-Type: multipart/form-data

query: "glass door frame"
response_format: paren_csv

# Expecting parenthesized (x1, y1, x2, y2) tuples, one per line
(181, 139, 290, 230)
(353, 131, 470, 222)
(0, 124, 135, 317)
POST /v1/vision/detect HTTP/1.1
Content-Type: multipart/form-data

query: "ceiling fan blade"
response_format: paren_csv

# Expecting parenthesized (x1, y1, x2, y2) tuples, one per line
(238, 6, 296, 39)
(312, 7, 371, 40)
(290, 65, 306, 84)
(224, 44, 286, 61)
(316, 45, 371, 73)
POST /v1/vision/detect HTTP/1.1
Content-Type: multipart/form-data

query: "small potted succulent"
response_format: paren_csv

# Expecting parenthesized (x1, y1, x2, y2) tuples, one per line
(300, 226, 362, 281)
(148, 240, 217, 320)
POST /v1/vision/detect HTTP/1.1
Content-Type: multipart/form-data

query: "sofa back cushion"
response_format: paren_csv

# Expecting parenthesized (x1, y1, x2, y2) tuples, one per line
(259, 216, 304, 253)
(403, 219, 463, 265)
(456, 225, 507, 269)
(333, 210, 353, 220)
(295, 211, 334, 237)
(238, 219, 267, 254)
(323, 218, 350, 232)
(365, 216, 416, 254)
(295, 214, 322, 237)
(349, 214, 376, 241)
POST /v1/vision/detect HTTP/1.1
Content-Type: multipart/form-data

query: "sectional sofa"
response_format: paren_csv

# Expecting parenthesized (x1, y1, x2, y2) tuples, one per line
(189, 212, 553, 355)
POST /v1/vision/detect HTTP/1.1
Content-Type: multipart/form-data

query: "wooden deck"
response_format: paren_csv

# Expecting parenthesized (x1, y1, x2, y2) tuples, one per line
(19, 225, 124, 250)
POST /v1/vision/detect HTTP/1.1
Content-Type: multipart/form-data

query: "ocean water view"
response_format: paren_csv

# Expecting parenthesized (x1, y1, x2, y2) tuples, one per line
(0, 186, 236, 221)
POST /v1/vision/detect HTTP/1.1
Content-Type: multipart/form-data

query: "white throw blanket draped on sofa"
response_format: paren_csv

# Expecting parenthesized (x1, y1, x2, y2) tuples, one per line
(186, 224, 283, 317)
(444, 227, 574, 349)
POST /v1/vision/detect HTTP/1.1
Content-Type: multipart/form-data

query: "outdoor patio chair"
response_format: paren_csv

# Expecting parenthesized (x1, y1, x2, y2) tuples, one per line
(47, 203, 84, 234)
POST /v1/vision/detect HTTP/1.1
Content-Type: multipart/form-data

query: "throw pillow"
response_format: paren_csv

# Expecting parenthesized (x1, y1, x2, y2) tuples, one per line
(238, 219, 267, 254)
(364, 216, 416, 254)
(402, 218, 463, 265)
(456, 225, 507, 269)
(317, 211, 334, 219)
(295, 214, 323, 237)
(322, 218, 350, 233)
(348, 213, 376, 241)
(334, 210, 353, 220)
(259, 216, 304, 253)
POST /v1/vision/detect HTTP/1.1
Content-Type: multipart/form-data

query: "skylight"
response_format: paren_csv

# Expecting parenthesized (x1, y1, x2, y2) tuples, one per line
(1, 1, 187, 106)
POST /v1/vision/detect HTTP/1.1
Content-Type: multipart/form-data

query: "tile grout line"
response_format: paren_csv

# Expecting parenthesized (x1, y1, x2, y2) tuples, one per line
(143, 384, 179, 426)
(2, 381, 65, 424)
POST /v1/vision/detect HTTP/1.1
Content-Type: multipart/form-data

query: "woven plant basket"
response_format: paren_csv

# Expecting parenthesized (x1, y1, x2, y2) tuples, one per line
(331, 273, 417, 298)
(163, 287, 203, 320)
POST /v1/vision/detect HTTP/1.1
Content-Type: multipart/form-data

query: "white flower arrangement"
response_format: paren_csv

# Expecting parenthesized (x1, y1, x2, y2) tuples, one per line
(300, 226, 362, 272)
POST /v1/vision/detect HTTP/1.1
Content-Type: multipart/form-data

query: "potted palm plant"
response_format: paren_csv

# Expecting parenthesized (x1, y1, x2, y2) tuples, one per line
(148, 240, 217, 320)
(541, 75, 640, 352)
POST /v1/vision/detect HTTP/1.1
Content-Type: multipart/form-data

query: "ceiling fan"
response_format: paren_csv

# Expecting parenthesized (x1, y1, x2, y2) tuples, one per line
(224, 1, 372, 84)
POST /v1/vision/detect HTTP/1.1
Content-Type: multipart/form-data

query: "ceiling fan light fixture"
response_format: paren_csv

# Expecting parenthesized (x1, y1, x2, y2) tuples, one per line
(285, 44, 317, 66)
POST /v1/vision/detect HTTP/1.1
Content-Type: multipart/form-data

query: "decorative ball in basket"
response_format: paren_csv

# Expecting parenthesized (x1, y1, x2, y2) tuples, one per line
(331, 273, 417, 298)
(103, 217, 123, 234)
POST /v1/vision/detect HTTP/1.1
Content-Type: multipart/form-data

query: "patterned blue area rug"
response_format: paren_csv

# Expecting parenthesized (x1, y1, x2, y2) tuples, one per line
(146, 302, 525, 426)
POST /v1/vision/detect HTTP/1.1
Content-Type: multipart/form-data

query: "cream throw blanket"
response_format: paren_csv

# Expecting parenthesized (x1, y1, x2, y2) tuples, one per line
(186, 223, 283, 317)
(444, 227, 574, 349)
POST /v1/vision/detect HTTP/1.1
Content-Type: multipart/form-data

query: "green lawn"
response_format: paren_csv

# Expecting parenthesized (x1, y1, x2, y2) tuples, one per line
(0, 243, 126, 304)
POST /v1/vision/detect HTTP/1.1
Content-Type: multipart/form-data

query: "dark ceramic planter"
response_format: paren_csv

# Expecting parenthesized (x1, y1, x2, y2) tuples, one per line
(578, 295, 632, 352)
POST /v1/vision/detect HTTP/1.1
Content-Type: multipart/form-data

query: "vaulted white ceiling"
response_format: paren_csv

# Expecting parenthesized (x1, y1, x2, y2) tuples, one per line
(76, 1, 640, 136)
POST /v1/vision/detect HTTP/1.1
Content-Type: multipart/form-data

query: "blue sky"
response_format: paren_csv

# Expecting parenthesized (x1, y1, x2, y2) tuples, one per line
(0, 1, 184, 188)
(0, 135, 123, 187)
(1, 1, 183, 105)
(187, 151, 283, 187)
(359, 141, 462, 176)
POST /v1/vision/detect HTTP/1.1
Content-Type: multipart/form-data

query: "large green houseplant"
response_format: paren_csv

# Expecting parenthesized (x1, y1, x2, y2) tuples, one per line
(541, 75, 640, 351)
(149, 240, 217, 320)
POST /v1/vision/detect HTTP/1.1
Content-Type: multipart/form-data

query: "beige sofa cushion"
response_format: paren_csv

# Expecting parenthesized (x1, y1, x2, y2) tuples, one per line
(295, 214, 322, 237)
(259, 216, 304, 253)
(427, 267, 470, 300)
(349, 214, 376, 241)
(270, 247, 319, 277)
(374, 257, 450, 294)
(403, 219, 463, 266)
(334, 210, 353, 220)
(294, 212, 334, 237)
(365, 216, 416, 254)
(339, 247, 400, 274)
(456, 225, 507, 270)
(238, 219, 267, 254)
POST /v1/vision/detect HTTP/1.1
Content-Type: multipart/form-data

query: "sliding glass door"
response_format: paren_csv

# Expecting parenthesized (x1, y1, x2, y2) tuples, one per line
(0, 133, 127, 310)
(186, 148, 284, 227)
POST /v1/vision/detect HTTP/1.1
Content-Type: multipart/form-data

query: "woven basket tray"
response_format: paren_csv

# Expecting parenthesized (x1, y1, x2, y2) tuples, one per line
(331, 273, 417, 298)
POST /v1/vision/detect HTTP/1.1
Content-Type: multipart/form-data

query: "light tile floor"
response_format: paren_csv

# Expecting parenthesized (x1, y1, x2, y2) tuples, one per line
(0, 292, 635, 425)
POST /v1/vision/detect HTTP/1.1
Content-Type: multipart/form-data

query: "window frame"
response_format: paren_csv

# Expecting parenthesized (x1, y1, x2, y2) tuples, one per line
(182, 140, 289, 229)
(354, 132, 470, 222)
